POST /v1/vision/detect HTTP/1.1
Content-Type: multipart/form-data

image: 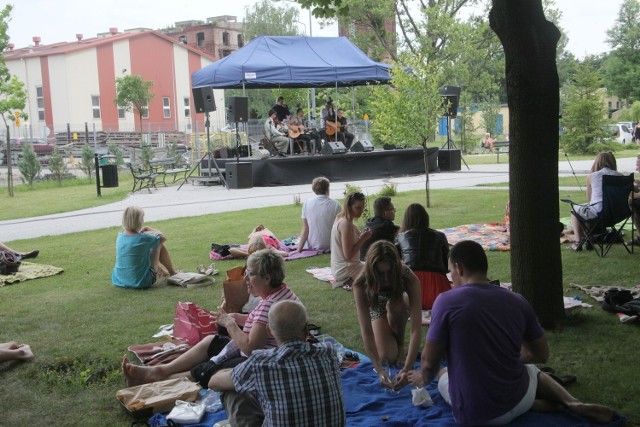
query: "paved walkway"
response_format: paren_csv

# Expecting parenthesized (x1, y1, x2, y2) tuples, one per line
(2, 157, 635, 242)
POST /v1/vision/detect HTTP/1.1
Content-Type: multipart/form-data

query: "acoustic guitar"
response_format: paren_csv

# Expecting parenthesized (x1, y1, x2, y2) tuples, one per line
(325, 120, 341, 136)
(288, 124, 306, 139)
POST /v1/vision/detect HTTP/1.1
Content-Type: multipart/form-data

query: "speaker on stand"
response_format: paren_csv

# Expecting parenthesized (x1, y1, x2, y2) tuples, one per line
(439, 85, 468, 171)
(192, 87, 216, 113)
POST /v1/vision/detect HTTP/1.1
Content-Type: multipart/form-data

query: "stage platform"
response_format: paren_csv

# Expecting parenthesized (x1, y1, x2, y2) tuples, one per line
(200, 147, 439, 187)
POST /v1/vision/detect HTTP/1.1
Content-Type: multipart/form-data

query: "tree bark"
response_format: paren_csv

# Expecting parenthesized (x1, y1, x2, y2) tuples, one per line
(490, 0, 564, 328)
(6, 125, 14, 197)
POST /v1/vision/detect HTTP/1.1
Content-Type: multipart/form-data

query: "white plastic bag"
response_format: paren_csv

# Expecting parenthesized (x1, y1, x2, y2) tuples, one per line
(166, 399, 206, 424)
(411, 387, 434, 408)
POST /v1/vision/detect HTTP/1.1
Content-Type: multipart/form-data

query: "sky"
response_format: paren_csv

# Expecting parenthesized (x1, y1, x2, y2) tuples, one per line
(7, 0, 623, 59)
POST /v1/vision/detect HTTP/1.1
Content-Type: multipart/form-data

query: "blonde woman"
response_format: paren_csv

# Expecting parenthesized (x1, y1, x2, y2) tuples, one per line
(112, 206, 178, 289)
(330, 191, 372, 290)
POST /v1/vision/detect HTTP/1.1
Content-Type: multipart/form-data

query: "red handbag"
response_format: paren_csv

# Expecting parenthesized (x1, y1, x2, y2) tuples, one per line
(173, 302, 217, 346)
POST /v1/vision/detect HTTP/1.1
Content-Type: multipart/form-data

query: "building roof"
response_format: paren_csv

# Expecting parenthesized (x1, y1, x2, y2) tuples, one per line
(4, 29, 216, 61)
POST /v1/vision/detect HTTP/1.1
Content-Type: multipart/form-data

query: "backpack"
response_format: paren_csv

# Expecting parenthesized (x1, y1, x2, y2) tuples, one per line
(602, 289, 640, 316)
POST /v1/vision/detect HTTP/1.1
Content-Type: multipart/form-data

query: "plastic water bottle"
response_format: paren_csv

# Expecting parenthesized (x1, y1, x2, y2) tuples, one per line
(202, 389, 223, 413)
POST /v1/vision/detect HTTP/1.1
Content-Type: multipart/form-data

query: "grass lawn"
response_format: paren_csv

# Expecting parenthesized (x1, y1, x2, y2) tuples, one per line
(1, 184, 639, 425)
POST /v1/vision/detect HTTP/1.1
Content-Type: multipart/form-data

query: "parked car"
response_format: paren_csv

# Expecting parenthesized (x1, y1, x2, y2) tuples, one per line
(604, 123, 633, 144)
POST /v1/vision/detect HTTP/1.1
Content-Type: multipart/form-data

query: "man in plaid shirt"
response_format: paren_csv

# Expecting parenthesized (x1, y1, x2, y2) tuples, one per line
(210, 300, 345, 426)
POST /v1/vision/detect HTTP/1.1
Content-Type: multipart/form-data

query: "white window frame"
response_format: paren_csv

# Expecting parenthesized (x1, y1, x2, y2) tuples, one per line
(92, 95, 101, 119)
(183, 97, 191, 118)
(36, 86, 45, 121)
(163, 97, 171, 119)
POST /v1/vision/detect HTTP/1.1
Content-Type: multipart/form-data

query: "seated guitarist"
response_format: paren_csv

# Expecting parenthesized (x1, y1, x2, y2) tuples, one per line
(290, 108, 321, 154)
(337, 108, 354, 150)
(321, 99, 338, 143)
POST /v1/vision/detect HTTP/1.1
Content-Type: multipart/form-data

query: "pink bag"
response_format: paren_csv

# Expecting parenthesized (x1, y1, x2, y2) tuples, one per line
(173, 302, 217, 346)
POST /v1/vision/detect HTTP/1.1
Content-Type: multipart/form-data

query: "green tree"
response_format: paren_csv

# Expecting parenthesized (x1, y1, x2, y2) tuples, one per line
(0, 3, 26, 197)
(371, 55, 443, 206)
(107, 143, 125, 167)
(140, 142, 153, 169)
(17, 142, 41, 185)
(480, 96, 501, 136)
(80, 144, 95, 180)
(560, 65, 611, 154)
(48, 147, 68, 185)
(244, 0, 301, 41)
(604, 0, 640, 102)
(115, 75, 154, 133)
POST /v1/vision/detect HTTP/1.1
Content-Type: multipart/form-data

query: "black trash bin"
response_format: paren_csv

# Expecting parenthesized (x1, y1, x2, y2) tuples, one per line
(100, 155, 119, 188)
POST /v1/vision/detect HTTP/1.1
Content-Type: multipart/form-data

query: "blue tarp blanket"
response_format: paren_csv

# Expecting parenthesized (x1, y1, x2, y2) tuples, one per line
(156, 359, 626, 427)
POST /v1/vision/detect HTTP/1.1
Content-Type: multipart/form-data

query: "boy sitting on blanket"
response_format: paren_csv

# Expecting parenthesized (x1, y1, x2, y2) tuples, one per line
(228, 225, 289, 259)
(409, 240, 616, 425)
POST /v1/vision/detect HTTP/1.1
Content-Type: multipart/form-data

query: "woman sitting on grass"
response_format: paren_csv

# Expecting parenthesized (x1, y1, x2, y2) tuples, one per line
(122, 248, 301, 389)
(112, 206, 178, 289)
(330, 191, 372, 290)
(353, 240, 422, 391)
(396, 203, 451, 310)
(228, 224, 289, 258)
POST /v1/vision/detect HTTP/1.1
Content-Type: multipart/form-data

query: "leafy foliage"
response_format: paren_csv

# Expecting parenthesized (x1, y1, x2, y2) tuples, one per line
(244, 0, 302, 41)
(480, 96, 502, 136)
(17, 143, 41, 185)
(48, 147, 69, 185)
(560, 65, 612, 154)
(114, 75, 154, 132)
(604, 0, 640, 102)
(80, 144, 95, 180)
(107, 143, 125, 167)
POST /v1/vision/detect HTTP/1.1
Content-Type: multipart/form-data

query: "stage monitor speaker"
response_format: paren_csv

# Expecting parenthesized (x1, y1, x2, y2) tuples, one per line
(192, 87, 216, 113)
(321, 141, 347, 155)
(228, 96, 249, 122)
(226, 162, 253, 189)
(438, 149, 461, 171)
(351, 140, 374, 152)
(440, 86, 461, 118)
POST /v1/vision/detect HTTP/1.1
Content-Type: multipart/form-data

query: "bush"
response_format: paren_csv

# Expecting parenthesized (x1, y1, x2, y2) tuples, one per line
(18, 143, 41, 185)
(377, 183, 397, 197)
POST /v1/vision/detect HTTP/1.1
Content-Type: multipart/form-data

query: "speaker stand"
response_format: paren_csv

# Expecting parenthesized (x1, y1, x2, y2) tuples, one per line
(178, 111, 228, 190)
(439, 115, 469, 170)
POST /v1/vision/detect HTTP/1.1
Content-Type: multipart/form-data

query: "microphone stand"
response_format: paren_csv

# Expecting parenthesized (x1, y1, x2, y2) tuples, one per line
(563, 149, 583, 192)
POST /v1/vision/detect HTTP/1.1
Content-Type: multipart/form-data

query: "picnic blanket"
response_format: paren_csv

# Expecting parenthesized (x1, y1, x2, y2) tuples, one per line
(570, 283, 640, 303)
(440, 223, 510, 251)
(0, 261, 64, 286)
(163, 357, 625, 427)
(210, 236, 329, 261)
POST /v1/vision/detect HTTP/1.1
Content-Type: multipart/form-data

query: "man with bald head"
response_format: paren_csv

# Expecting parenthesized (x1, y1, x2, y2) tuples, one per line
(210, 300, 345, 426)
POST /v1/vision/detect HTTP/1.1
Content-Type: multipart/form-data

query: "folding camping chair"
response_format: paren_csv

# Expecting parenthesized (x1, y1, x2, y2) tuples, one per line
(562, 174, 635, 257)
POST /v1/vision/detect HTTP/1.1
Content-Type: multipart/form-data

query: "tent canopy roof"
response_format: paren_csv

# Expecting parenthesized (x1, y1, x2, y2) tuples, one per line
(191, 36, 393, 89)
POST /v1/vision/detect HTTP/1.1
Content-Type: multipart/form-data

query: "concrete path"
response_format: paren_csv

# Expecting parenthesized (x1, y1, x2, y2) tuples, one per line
(2, 157, 635, 242)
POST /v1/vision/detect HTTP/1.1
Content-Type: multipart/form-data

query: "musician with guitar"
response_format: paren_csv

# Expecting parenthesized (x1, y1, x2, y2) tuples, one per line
(337, 109, 354, 150)
(321, 99, 338, 143)
(289, 108, 321, 154)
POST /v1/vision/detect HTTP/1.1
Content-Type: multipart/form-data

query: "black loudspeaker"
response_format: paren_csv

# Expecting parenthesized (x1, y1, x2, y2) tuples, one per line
(226, 162, 253, 189)
(228, 96, 249, 122)
(192, 87, 216, 113)
(321, 141, 347, 155)
(438, 149, 461, 171)
(440, 86, 461, 118)
(351, 140, 374, 152)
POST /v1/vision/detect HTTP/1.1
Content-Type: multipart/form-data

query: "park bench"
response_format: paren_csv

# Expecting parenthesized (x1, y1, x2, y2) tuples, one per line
(494, 140, 509, 163)
(128, 163, 158, 193)
(149, 158, 190, 187)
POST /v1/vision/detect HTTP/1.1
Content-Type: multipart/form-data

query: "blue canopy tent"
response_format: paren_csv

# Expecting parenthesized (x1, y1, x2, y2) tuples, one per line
(191, 36, 393, 89)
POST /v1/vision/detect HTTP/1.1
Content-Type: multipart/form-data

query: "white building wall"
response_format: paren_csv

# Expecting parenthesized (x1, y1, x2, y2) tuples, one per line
(6, 57, 45, 139)
(113, 39, 134, 131)
(173, 44, 191, 134)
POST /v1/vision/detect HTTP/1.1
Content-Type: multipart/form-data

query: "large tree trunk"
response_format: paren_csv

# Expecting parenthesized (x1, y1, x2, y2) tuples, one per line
(490, 0, 564, 328)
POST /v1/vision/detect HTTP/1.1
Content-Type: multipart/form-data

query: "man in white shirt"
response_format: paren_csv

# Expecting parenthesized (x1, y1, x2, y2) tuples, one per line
(297, 177, 341, 252)
(264, 109, 289, 154)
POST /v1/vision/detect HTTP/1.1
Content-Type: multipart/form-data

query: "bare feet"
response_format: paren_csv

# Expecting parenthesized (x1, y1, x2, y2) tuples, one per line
(567, 402, 615, 424)
(15, 344, 34, 361)
(122, 355, 159, 387)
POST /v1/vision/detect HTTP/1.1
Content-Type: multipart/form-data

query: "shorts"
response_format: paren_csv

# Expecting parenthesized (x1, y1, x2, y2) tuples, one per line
(438, 364, 539, 425)
(573, 203, 599, 220)
(190, 335, 233, 388)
